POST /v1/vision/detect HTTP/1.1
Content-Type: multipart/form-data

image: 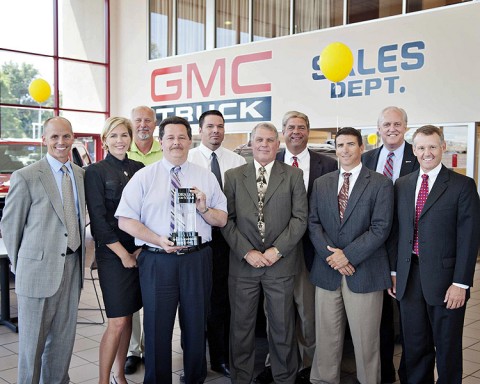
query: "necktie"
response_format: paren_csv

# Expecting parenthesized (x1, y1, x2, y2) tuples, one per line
(338, 172, 351, 222)
(383, 152, 394, 180)
(413, 174, 429, 255)
(170, 166, 181, 232)
(211, 152, 223, 190)
(61, 165, 80, 251)
(257, 167, 267, 242)
(292, 156, 299, 168)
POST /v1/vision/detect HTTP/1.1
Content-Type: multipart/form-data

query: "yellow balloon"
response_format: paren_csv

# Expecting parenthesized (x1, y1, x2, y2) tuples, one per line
(319, 42, 354, 83)
(29, 78, 51, 103)
(367, 133, 378, 145)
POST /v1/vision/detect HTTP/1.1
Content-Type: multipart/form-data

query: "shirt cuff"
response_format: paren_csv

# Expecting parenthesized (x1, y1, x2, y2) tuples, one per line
(453, 282, 469, 289)
(390, 271, 396, 276)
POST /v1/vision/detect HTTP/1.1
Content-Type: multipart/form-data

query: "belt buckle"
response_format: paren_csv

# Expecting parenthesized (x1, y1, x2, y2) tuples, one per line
(176, 248, 186, 255)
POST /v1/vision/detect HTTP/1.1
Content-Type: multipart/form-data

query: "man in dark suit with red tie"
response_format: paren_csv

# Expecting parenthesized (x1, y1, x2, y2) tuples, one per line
(362, 106, 418, 383)
(389, 125, 480, 383)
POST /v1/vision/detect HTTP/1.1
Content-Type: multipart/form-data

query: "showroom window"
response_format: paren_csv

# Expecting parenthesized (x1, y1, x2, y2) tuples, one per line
(149, 0, 206, 59)
(149, 0, 471, 56)
(0, 0, 109, 148)
(216, 0, 250, 48)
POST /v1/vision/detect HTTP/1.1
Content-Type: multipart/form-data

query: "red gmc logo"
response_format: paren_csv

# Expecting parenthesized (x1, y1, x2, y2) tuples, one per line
(151, 51, 272, 102)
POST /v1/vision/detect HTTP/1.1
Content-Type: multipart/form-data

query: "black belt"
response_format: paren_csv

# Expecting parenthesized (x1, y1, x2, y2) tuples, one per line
(66, 247, 79, 255)
(142, 242, 209, 255)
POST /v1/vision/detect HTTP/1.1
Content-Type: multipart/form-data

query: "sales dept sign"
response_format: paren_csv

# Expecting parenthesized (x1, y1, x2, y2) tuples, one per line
(311, 41, 425, 98)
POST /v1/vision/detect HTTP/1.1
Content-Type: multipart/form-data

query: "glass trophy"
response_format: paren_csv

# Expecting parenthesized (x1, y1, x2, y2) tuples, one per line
(170, 188, 202, 246)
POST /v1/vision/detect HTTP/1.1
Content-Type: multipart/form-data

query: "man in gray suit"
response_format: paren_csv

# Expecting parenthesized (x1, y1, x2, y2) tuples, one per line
(255, 111, 338, 384)
(1, 117, 86, 384)
(222, 122, 308, 384)
(309, 127, 393, 384)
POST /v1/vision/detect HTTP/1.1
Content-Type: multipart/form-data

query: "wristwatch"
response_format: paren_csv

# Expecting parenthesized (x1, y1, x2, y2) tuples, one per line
(273, 247, 282, 258)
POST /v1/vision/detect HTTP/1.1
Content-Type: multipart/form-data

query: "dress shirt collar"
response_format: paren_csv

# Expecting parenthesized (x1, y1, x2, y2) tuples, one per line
(417, 162, 442, 188)
(198, 142, 224, 159)
(161, 158, 190, 175)
(284, 147, 309, 166)
(46, 153, 73, 173)
(380, 141, 405, 158)
(339, 162, 362, 178)
(419, 162, 442, 178)
(254, 159, 275, 184)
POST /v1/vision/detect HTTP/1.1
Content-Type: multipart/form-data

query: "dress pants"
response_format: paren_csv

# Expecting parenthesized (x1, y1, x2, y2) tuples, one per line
(229, 274, 297, 384)
(206, 229, 230, 367)
(380, 291, 397, 382)
(311, 276, 382, 384)
(127, 310, 144, 358)
(17, 251, 81, 384)
(139, 246, 212, 384)
(263, 258, 315, 370)
(293, 258, 316, 369)
(399, 260, 465, 384)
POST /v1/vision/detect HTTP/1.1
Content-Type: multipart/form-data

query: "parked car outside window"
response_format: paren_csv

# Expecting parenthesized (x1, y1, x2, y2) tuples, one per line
(0, 139, 92, 219)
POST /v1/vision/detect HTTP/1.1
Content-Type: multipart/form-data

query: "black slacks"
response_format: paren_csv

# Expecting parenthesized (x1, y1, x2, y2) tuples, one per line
(399, 260, 466, 384)
(206, 228, 230, 366)
(139, 246, 212, 384)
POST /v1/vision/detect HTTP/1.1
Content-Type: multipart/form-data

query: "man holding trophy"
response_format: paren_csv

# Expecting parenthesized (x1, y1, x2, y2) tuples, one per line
(116, 116, 227, 384)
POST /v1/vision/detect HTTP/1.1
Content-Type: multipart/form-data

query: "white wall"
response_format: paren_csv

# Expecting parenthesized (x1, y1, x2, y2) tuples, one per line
(110, 2, 480, 132)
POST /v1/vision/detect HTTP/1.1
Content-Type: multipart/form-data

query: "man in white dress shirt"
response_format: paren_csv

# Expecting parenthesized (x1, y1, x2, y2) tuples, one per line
(188, 110, 246, 377)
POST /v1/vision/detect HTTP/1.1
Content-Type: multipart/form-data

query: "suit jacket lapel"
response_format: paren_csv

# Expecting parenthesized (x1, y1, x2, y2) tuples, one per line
(341, 166, 370, 225)
(243, 162, 259, 208)
(327, 171, 342, 226)
(420, 166, 449, 218)
(365, 146, 381, 171)
(264, 161, 284, 205)
(38, 158, 65, 226)
(406, 169, 418, 212)
(275, 150, 286, 162)
(399, 143, 418, 177)
(72, 165, 86, 229)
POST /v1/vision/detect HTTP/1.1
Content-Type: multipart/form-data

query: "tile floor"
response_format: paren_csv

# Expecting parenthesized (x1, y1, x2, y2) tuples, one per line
(1, 232, 480, 383)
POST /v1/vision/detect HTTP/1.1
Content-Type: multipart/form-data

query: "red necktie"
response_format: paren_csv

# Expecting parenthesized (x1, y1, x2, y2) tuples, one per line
(383, 152, 394, 180)
(413, 174, 429, 255)
(338, 172, 351, 222)
(292, 156, 299, 168)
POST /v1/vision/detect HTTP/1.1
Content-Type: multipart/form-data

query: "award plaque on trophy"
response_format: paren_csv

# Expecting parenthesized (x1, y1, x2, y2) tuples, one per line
(170, 188, 202, 246)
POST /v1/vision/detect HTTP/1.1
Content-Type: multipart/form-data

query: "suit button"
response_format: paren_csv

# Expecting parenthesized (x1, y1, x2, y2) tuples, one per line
(406, 258, 410, 262)
(64, 233, 68, 237)
(409, 240, 412, 244)
(61, 253, 66, 257)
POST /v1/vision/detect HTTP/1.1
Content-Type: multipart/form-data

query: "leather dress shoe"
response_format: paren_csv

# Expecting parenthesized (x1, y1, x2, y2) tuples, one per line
(124, 355, 142, 375)
(296, 367, 312, 384)
(254, 366, 273, 384)
(211, 363, 231, 377)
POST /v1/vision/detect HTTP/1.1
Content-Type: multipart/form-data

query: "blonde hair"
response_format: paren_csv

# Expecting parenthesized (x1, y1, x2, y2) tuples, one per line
(101, 117, 133, 150)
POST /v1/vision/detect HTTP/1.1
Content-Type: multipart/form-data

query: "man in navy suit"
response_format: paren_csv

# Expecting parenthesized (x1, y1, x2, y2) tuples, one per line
(254, 111, 337, 384)
(389, 125, 480, 383)
(362, 106, 419, 383)
(309, 127, 393, 384)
